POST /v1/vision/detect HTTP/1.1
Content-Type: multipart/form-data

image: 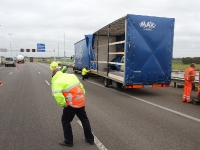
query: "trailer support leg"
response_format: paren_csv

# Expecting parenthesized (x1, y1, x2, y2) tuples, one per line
(174, 82, 176, 88)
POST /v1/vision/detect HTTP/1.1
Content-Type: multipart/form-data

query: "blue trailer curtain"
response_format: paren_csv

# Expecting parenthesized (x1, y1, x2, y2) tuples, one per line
(125, 14, 175, 85)
(85, 34, 97, 70)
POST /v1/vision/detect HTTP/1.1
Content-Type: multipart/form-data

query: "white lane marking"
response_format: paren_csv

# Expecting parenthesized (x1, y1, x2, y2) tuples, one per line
(77, 120, 107, 150)
(38, 72, 41, 74)
(45, 80, 50, 85)
(9, 72, 12, 74)
(35, 68, 37, 70)
(86, 80, 200, 123)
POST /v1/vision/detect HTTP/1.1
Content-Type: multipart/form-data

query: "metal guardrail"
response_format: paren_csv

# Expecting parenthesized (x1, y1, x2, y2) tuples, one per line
(171, 71, 199, 88)
(58, 62, 74, 68)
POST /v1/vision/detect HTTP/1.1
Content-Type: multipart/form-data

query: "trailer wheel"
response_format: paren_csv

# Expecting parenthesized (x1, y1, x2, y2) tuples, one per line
(103, 78, 109, 87)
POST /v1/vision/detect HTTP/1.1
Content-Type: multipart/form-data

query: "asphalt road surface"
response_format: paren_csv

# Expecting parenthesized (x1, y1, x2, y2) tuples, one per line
(0, 62, 200, 150)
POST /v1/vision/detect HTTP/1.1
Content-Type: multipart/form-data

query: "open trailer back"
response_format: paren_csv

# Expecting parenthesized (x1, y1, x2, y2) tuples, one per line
(74, 14, 175, 89)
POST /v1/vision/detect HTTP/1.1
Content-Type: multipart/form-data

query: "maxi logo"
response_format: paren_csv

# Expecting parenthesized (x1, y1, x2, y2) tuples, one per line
(75, 46, 83, 62)
(139, 21, 156, 31)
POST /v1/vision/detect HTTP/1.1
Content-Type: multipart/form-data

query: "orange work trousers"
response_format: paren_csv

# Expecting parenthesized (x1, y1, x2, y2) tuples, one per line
(182, 80, 192, 102)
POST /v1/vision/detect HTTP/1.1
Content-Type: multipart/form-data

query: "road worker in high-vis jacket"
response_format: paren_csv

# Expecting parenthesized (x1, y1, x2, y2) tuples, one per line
(50, 61, 59, 71)
(182, 63, 196, 103)
(51, 68, 94, 147)
(81, 67, 90, 80)
(50, 60, 68, 74)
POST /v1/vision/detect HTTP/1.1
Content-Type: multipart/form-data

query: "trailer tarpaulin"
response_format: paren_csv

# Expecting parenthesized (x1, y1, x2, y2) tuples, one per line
(125, 14, 175, 85)
(85, 34, 97, 70)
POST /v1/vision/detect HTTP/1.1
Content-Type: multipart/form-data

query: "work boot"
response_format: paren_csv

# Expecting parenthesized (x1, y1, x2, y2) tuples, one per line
(59, 141, 73, 147)
(86, 140, 94, 145)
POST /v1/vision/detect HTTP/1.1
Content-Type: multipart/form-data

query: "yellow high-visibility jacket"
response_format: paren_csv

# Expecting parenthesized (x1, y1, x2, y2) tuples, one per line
(82, 68, 90, 75)
(51, 71, 86, 107)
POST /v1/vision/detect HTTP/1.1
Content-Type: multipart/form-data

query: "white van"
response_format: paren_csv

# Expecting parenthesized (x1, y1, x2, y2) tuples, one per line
(4, 57, 16, 67)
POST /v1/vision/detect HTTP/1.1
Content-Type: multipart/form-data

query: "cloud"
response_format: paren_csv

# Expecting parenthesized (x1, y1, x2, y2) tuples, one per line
(0, 0, 199, 58)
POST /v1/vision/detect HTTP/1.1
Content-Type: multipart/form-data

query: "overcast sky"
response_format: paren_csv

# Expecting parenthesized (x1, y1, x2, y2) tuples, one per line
(0, 0, 199, 58)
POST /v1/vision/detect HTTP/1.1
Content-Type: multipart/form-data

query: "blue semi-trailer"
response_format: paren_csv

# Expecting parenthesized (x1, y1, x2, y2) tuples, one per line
(73, 14, 175, 89)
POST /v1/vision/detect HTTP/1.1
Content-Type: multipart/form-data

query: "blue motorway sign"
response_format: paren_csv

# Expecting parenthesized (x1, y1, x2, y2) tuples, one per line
(37, 43, 45, 52)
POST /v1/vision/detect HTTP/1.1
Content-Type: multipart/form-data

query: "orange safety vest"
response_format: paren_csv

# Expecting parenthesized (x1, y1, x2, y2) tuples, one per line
(184, 67, 196, 81)
(62, 83, 85, 108)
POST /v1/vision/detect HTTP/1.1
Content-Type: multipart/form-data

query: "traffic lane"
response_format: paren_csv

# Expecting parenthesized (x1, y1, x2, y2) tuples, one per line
(32, 62, 53, 81)
(82, 79, 200, 150)
(0, 63, 48, 150)
(27, 62, 52, 84)
(0, 64, 21, 94)
(36, 62, 63, 85)
(0, 65, 17, 79)
(0, 63, 99, 150)
(0, 64, 35, 148)
(117, 86, 200, 119)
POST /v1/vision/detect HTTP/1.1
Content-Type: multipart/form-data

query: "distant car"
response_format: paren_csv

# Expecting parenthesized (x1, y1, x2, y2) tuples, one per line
(4, 57, 16, 67)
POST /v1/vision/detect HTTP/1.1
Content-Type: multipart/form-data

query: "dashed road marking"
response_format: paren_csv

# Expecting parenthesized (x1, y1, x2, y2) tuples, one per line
(45, 80, 50, 85)
(38, 72, 41, 74)
(9, 72, 12, 75)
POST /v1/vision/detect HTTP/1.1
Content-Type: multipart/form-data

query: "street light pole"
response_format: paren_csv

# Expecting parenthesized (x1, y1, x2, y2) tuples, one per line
(9, 34, 12, 56)
(15, 43, 17, 56)
(63, 32, 65, 58)
(58, 42, 59, 58)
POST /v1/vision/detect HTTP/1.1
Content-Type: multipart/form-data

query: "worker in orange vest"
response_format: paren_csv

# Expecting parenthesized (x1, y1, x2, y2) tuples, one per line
(182, 63, 196, 103)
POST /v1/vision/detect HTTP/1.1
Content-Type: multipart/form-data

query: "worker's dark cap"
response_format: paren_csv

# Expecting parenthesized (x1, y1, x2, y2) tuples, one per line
(191, 63, 196, 67)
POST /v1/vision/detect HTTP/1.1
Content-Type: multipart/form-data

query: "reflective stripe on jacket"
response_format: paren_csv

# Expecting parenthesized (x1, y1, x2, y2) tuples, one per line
(63, 83, 85, 108)
(184, 67, 196, 81)
(51, 71, 86, 108)
(82, 68, 90, 75)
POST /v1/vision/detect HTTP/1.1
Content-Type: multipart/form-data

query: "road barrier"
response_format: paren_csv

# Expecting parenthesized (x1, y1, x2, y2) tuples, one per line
(171, 71, 199, 89)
